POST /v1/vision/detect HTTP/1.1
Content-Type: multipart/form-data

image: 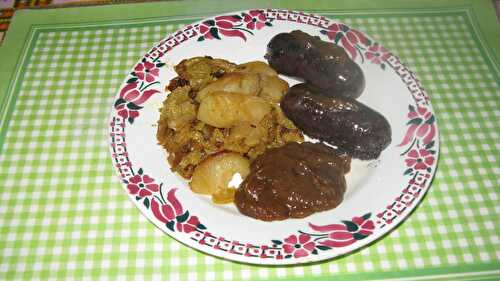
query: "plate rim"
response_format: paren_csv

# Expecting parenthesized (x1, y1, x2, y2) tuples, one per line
(107, 8, 440, 265)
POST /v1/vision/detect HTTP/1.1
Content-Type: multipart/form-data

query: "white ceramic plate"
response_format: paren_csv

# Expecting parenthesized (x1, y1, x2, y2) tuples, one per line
(108, 9, 439, 265)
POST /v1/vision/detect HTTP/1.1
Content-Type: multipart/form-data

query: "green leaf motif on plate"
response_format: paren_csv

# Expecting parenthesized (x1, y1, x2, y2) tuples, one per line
(353, 232, 369, 240)
(127, 102, 143, 110)
(334, 32, 343, 45)
(407, 118, 422, 125)
(403, 168, 413, 175)
(127, 77, 138, 84)
(166, 221, 175, 232)
(425, 140, 435, 149)
(209, 28, 220, 40)
(176, 211, 190, 223)
(114, 98, 126, 107)
(143, 197, 150, 209)
(342, 220, 359, 232)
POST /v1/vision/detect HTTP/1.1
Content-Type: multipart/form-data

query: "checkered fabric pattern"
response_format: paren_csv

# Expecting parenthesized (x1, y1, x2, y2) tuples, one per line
(0, 11, 499, 281)
(0, 0, 173, 45)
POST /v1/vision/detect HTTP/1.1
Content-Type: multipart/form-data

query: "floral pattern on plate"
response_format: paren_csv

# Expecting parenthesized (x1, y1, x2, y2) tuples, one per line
(109, 9, 439, 264)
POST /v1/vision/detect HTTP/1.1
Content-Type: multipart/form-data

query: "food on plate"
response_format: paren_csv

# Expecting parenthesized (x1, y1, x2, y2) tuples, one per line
(196, 62, 289, 103)
(235, 142, 351, 221)
(157, 57, 303, 203)
(190, 152, 250, 203)
(280, 83, 392, 160)
(160, 84, 197, 131)
(265, 30, 365, 99)
(235, 61, 279, 76)
(197, 91, 272, 128)
(196, 72, 261, 102)
(169, 56, 237, 91)
(157, 29, 391, 217)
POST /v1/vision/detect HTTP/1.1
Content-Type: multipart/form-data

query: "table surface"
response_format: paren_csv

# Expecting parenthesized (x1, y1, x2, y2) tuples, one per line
(0, 0, 499, 280)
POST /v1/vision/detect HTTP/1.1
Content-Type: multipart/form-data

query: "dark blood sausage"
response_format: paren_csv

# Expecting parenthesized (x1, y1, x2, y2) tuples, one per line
(235, 142, 351, 221)
(281, 83, 392, 160)
(265, 30, 365, 99)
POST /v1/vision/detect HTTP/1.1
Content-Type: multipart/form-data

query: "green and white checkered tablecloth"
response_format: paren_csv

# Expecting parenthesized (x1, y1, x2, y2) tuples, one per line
(0, 0, 498, 280)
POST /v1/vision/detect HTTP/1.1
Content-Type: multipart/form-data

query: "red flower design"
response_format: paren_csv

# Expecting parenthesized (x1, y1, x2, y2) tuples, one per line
(214, 15, 241, 27)
(115, 82, 159, 123)
(151, 197, 175, 222)
(151, 189, 183, 222)
(405, 149, 435, 170)
(199, 16, 246, 41)
(243, 10, 267, 30)
(134, 61, 159, 83)
(309, 213, 374, 248)
(127, 174, 159, 197)
(323, 23, 369, 60)
(120, 82, 140, 101)
(365, 43, 390, 65)
(198, 21, 214, 39)
(399, 106, 436, 146)
(282, 234, 316, 258)
(116, 103, 139, 120)
(176, 216, 200, 233)
(150, 189, 201, 233)
(351, 215, 375, 235)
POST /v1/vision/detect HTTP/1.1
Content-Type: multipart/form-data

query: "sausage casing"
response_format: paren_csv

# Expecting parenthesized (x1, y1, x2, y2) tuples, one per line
(280, 83, 391, 160)
(266, 30, 365, 99)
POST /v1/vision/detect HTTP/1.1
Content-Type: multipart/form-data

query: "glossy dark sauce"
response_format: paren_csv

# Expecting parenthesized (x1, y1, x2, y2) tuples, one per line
(235, 142, 351, 221)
